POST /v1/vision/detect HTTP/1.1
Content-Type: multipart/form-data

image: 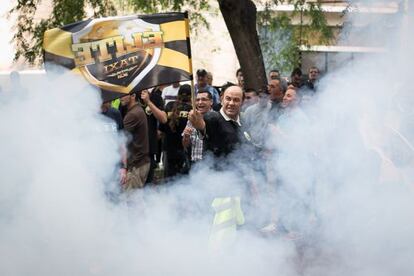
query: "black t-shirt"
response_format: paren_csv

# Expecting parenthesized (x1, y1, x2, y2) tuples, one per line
(143, 88, 164, 155)
(159, 101, 192, 158)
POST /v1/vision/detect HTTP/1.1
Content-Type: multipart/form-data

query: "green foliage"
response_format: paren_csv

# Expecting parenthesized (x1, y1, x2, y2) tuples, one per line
(10, 0, 331, 72)
(9, 0, 210, 67)
(9, 0, 116, 66)
(118, 0, 211, 31)
(257, 0, 334, 75)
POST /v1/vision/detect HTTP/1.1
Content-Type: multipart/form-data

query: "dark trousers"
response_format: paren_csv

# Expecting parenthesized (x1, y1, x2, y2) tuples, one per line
(163, 151, 189, 180)
(145, 154, 157, 184)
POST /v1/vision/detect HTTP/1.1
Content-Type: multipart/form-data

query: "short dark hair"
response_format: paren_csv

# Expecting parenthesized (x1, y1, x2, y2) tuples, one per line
(236, 68, 242, 77)
(220, 82, 236, 96)
(244, 88, 258, 95)
(177, 84, 192, 103)
(291, 67, 302, 77)
(196, 69, 207, 77)
(130, 91, 139, 102)
(269, 69, 280, 80)
(197, 88, 212, 99)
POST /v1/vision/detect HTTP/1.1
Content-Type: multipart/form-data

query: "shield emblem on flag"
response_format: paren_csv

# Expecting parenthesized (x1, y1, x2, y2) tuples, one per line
(44, 12, 192, 102)
(71, 16, 163, 94)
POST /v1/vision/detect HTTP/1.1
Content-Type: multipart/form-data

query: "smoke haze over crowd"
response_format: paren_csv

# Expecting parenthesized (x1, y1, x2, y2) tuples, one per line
(1, 2, 414, 275)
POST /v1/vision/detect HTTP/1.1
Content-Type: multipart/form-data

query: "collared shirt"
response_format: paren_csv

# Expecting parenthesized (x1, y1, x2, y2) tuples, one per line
(183, 120, 204, 161)
(202, 110, 242, 157)
(242, 101, 272, 148)
(219, 108, 241, 126)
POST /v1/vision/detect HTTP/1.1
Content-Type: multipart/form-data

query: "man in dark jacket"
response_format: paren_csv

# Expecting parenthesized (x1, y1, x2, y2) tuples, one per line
(189, 85, 244, 157)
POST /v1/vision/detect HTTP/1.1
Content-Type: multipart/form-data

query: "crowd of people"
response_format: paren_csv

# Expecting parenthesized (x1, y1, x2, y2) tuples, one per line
(0, 67, 320, 196)
(0, 65, 320, 243)
(104, 66, 321, 192)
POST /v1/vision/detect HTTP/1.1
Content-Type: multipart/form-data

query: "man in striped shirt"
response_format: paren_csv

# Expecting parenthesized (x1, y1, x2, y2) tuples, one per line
(182, 89, 213, 162)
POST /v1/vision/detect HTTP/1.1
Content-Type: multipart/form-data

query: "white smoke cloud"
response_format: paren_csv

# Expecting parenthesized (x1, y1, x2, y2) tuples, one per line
(1, 2, 414, 276)
(0, 70, 295, 276)
(267, 2, 414, 275)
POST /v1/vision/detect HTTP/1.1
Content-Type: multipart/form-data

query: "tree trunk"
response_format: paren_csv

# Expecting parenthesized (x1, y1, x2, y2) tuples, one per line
(217, 0, 267, 93)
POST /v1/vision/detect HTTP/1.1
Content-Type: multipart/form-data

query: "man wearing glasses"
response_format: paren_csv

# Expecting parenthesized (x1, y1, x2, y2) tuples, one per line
(182, 89, 214, 163)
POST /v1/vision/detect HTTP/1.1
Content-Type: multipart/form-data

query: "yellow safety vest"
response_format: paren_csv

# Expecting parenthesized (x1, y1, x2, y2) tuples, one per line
(111, 98, 120, 110)
(209, 196, 245, 251)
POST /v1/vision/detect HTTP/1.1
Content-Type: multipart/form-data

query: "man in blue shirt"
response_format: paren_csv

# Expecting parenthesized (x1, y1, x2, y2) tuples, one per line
(194, 69, 220, 106)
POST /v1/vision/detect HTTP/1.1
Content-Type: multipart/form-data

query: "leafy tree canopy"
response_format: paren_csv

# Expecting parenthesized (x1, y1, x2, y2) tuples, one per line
(9, 0, 212, 66)
(10, 0, 116, 66)
(257, 0, 335, 75)
(9, 0, 333, 72)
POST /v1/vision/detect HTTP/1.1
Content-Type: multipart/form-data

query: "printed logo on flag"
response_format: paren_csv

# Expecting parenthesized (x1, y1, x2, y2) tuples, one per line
(70, 17, 164, 92)
(43, 12, 192, 102)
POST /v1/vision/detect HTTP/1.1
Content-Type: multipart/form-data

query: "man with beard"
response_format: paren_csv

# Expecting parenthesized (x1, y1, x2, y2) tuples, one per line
(182, 89, 213, 163)
(120, 92, 150, 190)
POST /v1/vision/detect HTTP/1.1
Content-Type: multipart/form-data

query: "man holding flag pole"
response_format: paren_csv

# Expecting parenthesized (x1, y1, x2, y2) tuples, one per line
(43, 11, 195, 104)
(43, 11, 197, 187)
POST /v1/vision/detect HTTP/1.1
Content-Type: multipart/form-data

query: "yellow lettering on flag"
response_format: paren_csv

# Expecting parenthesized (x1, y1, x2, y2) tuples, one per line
(43, 29, 74, 59)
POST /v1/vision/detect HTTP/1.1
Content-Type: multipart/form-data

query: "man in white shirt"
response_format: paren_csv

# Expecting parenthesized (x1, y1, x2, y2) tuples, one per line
(161, 82, 180, 105)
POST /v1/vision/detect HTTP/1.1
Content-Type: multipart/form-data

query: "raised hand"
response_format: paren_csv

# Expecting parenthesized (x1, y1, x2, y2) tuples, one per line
(140, 89, 150, 104)
(188, 109, 205, 130)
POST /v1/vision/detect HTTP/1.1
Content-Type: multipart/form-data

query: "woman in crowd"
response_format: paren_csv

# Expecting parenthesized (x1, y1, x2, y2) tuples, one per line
(159, 84, 193, 179)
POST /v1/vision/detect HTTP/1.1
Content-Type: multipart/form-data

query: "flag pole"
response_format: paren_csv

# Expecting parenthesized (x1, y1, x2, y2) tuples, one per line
(184, 11, 196, 110)
(190, 78, 196, 109)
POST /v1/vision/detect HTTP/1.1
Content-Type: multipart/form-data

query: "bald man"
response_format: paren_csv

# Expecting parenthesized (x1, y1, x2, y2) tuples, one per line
(189, 85, 244, 157)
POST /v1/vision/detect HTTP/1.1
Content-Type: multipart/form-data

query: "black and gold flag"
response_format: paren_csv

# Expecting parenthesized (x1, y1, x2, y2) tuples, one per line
(43, 12, 192, 102)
